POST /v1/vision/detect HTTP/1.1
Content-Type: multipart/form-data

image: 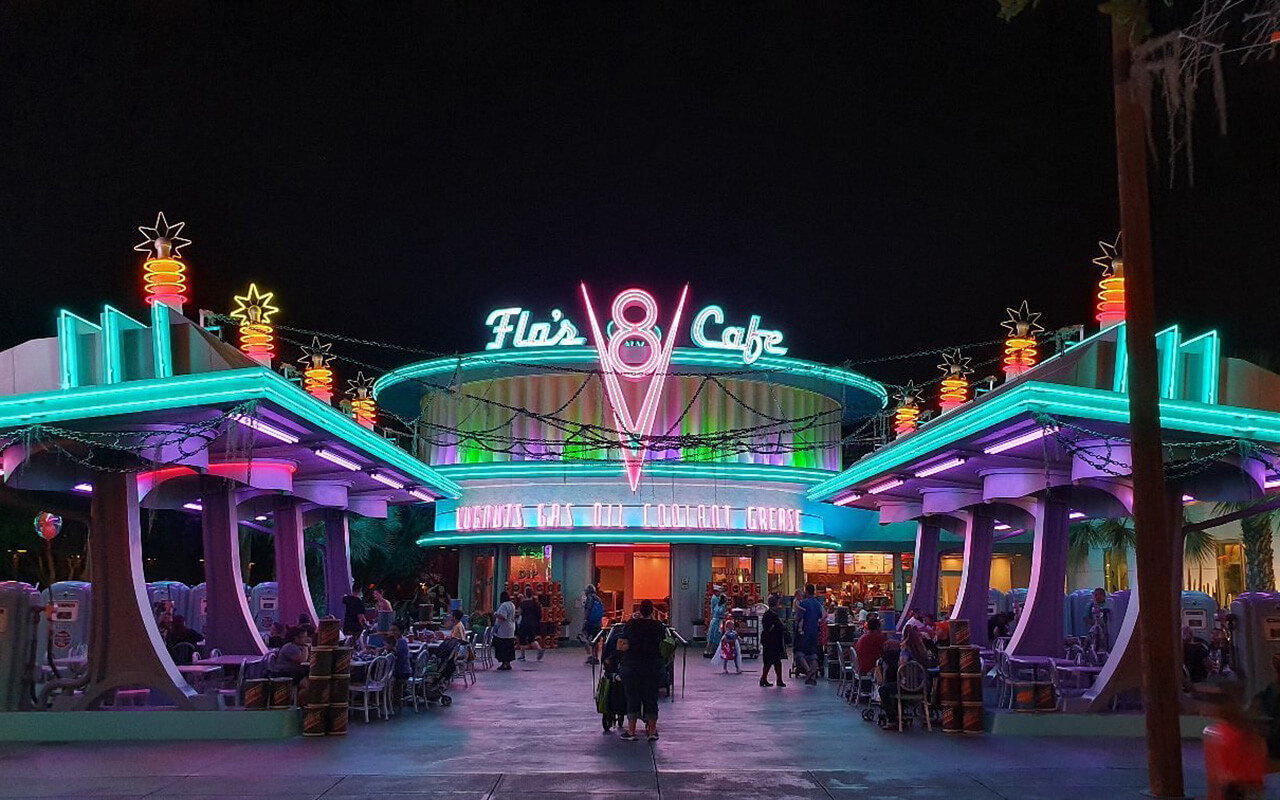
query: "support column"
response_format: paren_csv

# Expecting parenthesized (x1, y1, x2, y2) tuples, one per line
(950, 506, 996, 647)
(1007, 497, 1071, 656)
(322, 509, 354, 620)
(78, 470, 196, 709)
(273, 495, 318, 629)
(200, 480, 266, 656)
(900, 520, 940, 629)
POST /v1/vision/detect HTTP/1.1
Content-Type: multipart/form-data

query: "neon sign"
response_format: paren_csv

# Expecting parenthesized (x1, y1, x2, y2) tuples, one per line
(691, 305, 787, 364)
(453, 502, 808, 534)
(581, 285, 689, 491)
(484, 308, 586, 350)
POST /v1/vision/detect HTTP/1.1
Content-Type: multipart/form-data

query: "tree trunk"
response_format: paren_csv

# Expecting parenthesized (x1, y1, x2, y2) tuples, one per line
(1242, 515, 1277, 592)
(1111, 16, 1185, 799)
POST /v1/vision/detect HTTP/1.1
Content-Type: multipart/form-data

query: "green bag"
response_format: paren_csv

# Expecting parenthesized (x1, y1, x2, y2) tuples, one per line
(660, 629, 678, 662)
(595, 675, 611, 714)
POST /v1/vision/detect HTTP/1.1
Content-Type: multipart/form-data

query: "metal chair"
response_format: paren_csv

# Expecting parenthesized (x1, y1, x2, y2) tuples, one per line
(350, 655, 391, 723)
(896, 660, 931, 732)
(833, 644, 856, 698)
(473, 627, 494, 670)
(1048, 660, 1087, 711)
(403, 649, 432, 712)
(454, 637, 476, 687)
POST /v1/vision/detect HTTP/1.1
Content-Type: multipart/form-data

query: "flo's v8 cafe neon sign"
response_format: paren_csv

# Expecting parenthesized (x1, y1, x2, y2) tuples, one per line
(482, 293, 786, 365)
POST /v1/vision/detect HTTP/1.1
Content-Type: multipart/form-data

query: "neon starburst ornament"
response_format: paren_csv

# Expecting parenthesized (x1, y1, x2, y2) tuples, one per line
(937, 348, 973, 413)
(347, 371, 377, 429)
(229, 283, 280, 367)
(892, 381, 923, 438)
(1001, 300, 1044, 378)
(135, 212, 192, 311)
(1093, 233, 1125, 328)
(298, 336, 336, 404)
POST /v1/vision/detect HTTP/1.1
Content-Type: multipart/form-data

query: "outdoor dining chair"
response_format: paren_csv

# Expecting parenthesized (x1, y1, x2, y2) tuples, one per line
(350, 654, 392, 722)
(896, 660, 931, 732)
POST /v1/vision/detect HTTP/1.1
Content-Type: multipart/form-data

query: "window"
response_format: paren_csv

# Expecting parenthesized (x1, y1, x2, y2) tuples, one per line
(508, 545, 552, 583)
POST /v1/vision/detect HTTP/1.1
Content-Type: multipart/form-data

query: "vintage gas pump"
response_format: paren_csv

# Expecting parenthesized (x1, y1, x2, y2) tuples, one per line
(250, 582, 280, 631)
(0, 582, 43, 711)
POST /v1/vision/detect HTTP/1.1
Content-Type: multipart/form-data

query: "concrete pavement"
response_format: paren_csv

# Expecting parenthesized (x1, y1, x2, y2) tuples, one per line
(0, 647, 1269, 799)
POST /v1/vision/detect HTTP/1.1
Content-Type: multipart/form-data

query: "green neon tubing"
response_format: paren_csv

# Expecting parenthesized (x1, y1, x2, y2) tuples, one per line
(0, 367, 462, 498)
(417, 531, 844, 549)
(806, 380, 1280, 501)
(57, 309, 101, 390)
(151, 302, 174, 379)
(434, 461, 835, 484)
(373, 346, 888, 407)
(100, 305, 146, 385)
(1155, 325, 1180, 400)
(1178, 330, 1220, 405)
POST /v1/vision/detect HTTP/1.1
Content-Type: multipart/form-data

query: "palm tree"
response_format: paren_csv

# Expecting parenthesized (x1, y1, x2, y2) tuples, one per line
(1210, 500, 1276, 593)
(1068, 516, 1216, 575)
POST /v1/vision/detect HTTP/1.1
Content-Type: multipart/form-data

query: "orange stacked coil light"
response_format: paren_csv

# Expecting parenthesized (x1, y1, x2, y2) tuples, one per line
(893, 402, 920, 437)
(298, 337, 336, 403)
(135, 212, 192, 312)
(230, 283, 280, 367)
(347, 372, 377, 429)
(936, 349, 973, 414)
(1093, 235, 1126, 328)
(1001, 301, 1044, 379)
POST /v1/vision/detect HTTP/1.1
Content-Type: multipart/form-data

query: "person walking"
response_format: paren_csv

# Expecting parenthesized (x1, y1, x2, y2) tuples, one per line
(582, 584, 605, 665)
(705, 585, 727, 656)
(493, 591, 517, 670)
(760, 595, 787, 687)
(517, 586, 544, 661)
(796, 584, 824, 685)
(618, 599, 665, 741)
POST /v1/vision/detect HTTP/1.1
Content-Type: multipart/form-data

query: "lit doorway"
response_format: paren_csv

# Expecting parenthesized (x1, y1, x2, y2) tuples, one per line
(592, 544, 671, 622)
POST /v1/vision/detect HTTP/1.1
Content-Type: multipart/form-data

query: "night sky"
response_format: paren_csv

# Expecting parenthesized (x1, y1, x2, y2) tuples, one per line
(3, 3, 1277, 390)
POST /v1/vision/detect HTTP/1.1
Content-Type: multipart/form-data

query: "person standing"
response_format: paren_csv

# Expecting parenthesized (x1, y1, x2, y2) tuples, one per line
(760, 595, 787, 687)
(705, 585, 727, 655)
(493, 591, 517, 671)
(341, 582, 368, 641)
(582, 584, 605, 665)
(373, 587, 394, 631)
(618, 599, 665, 741)
(796, 584, 824, 686)
(517, 586, 544, 661)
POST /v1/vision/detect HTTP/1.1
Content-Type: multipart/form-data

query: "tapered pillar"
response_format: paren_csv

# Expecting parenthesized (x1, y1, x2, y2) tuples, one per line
(950, 506, 996, 647)
(1007, 497, 1071, 656)
(322, 508, 354, 619)
(200, 480, 266, 655)
(78, 470, 196, 709)
(900, 520, 940, 628)
(273, 495, 318, 629)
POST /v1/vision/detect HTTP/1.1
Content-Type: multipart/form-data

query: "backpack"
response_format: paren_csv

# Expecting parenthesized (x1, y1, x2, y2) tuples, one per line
(587, 595, 605, 625)
(660, 627, 678, 662)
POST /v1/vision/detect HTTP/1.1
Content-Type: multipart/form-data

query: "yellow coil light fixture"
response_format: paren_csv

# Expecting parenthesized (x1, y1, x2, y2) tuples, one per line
(298, 336, 336, 404)
(229, 283, 280, 367)
(135, 212, 192, 312)
(1093, 233, 1125, 329)
(1001, 300, 1044, 379)
(892, 381, 923, 438)
(347, 371, 377, 429)
(937, 348, 974, 414)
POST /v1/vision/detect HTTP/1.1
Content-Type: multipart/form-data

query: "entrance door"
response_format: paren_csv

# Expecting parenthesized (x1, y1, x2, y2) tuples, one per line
(592, 544, 671, 622)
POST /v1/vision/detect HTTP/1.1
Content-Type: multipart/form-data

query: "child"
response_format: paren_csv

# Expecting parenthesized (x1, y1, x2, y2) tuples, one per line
(711, 617, 743, 674)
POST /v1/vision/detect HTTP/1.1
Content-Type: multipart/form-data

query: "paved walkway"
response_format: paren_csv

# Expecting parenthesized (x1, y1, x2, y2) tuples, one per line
(0, 648, 1269, 799)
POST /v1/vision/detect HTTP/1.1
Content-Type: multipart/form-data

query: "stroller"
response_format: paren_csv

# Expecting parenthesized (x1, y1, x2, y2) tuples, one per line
(595, 626, 628, 731)
(421, 637, 460, 707)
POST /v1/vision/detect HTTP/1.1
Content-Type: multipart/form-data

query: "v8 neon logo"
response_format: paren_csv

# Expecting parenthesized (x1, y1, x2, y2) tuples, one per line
(579, 285, 689, 491)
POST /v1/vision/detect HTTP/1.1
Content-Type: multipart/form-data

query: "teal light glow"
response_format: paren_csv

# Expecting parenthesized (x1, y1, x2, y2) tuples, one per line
(1112, 323, 1128, 395)
(417, 530, 844, 549)
(1156, 325, 1180, 399)
(434, 460, 835, 485)
(150, 302, 173, 380)
(0, 367, 462, 498)
(372, 346, 887, 407)
(1178, 330, 1220, 405)
(806, 380, 1280, 501)
(57, 310, 101, 390)
(100, 305, 146, 385)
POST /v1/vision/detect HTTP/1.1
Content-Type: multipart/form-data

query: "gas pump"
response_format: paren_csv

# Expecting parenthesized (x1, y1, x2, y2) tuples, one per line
(146, 580, 192, 622)
(250, 582, 279, 631)
(1109, 589, 1131, 651)
(1181, 590, 1218, 637)
(987, 588, 1007, 616)
(0, 582, 42, 711)
(1229, 591, 1280, 701)
(1065, 588, 1097, 638)
(39, 581, 92, 663)
(190, 583, 208, 632)
(1007, 588, 1028, 623)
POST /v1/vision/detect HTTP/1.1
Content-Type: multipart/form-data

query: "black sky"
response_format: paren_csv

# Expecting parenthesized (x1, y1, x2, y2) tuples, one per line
(2, 3, 1277, 389)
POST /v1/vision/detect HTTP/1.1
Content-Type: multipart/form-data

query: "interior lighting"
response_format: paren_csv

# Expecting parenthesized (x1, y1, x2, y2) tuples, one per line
(1182, 494, 1197, 503)
(370, 471, 405, 490)
(254, 515, 268, 522)
(1069, 511, 1087, 520)
(937, 349, 974, 413)
(1264, 477, 1280, 490)
(994, 523, 1012, 531)
(229, 412, 300, 444)
(983, 425, 1054, 455)
(135, 212, 192, 312)
(832, 492, 862, 507)
(72, 482, 93, 493)
(1002, 300, 1044, 378)
(913, 457, 967, 479)
(866, 478, 904, 495)
(183, 501, 203, 512)
(1093, 235, 1126, 328)
(230, 283, 280, 367)
(408, 488, 437, 503)
(314, 447, 361, 471)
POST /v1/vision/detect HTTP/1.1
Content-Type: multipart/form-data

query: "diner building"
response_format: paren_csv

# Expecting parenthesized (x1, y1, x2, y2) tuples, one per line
(374, 288, 1034, 637)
